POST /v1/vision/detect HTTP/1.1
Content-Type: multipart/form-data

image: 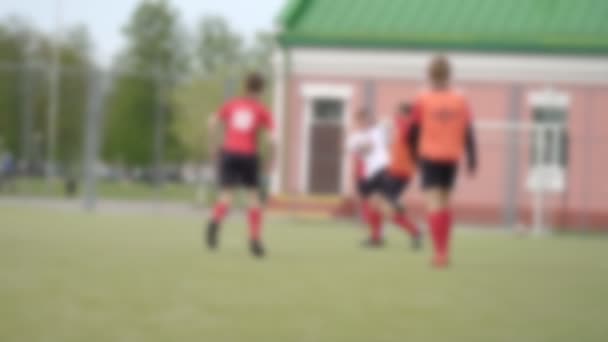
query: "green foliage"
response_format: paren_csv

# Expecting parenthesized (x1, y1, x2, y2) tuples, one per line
(104, 0, 188, 166)
(0, 18, 29, 158)
(195, 15, 243, 75)
(0, 18, 91, 165)
(105, 75, 156, 165)
(0, 5, 277, 167)
(171, 75, 225, 162)
(55, 26, 91, 164)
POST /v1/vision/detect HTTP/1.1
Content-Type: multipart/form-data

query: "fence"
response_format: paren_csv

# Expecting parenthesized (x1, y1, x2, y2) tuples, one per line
(0, 61, 246, 206)
(0, 61, 606, 230)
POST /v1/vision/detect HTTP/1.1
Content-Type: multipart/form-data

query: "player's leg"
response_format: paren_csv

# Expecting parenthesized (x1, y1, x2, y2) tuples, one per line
(205, 153, 236, 250)
(362, 193, 385, 247)
(243, 155, 266, 258)
(423, 160, 457, 267)
(357, 178, 376, 244)
(206, 189, 233, 250)
(381, 176, 421, 247)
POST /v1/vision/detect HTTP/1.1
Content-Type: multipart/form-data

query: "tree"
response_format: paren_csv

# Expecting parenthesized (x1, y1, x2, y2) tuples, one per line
(54, 25, 92, 165)
(171, 75, 226, 162)
(243, 31, 275, 76)
(0, 17, 30, 159)
(104, 0, 188, 166)
(195, 15, 243, 75)
(0, 17, 91, 168)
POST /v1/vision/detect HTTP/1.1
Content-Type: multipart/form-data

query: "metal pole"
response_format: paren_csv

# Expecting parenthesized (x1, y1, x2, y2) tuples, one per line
(46, 0, 62, 181)
(503, 84, 522, 228)
(20, 44, 35, 171)
(152, 69, 165, 187)
(82, 68, 106, 211)
(581, 91, 592, 231)
(533, 125, 546, 236)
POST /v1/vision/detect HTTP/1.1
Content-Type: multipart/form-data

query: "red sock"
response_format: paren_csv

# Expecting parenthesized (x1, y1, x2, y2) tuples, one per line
(393, 212, 420, 238)
(212, 202, 229, 223)
(370, 209, 383, 242)
(438, 210, 452, 256)
(248, 208, 263, 241)
(361, 201, 378, 240)
(361, 201, 373, 224)
(428, 209, 452, 257)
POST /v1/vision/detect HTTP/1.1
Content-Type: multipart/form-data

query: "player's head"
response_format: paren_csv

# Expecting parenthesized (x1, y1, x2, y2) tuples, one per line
(397, 102, 412, 118)
(354, 108, 374, 128)
(245, 72, 265, 96)
(428, 54, 451, 89)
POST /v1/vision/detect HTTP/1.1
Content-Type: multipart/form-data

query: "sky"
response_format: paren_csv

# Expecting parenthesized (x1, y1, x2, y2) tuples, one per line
(0, 0, 286, 66)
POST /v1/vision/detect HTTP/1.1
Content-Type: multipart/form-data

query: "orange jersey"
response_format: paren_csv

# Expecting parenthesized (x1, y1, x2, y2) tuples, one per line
(412, 90, 472, 162)
(388, 116, 415, 179)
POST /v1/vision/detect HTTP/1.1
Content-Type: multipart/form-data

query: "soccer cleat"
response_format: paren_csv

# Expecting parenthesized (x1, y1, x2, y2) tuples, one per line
(361, 238, 385, 248)
(432, 254, 450, 269)
(206, 222, 219, 250)
(250, 239, 265, 258)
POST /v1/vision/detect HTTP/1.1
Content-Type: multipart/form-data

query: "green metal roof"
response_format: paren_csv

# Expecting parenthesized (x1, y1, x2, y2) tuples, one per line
(278, 0, 608, 55)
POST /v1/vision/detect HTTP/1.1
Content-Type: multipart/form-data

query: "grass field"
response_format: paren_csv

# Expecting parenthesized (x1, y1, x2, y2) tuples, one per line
(1, 206, 607, 342)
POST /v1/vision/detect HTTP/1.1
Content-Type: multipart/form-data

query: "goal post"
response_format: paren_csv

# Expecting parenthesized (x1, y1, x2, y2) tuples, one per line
(475, 119, 566, 235)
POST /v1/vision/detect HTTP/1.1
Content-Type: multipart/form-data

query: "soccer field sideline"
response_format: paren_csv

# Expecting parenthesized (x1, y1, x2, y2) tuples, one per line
(0, 197, 520, 234)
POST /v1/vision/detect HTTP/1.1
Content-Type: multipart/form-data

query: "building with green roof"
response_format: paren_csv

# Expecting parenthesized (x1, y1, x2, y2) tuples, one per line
(270, 0, 608, 229)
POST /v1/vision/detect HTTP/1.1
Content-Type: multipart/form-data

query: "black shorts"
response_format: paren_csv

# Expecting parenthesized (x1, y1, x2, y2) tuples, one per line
(358, 170, 409, 203)
(218, 151, 260, 188)
(420, 159, 458, 190)
(381, 173, 409, 203)
(357, 170, 386, 199)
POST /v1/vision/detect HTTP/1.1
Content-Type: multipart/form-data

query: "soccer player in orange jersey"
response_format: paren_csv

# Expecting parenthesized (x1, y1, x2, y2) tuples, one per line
(408, 55, 478, 267)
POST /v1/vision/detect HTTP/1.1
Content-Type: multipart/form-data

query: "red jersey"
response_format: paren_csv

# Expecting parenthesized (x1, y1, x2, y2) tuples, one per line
(412, 90, 472, 162)
(219, 97, 274, 155)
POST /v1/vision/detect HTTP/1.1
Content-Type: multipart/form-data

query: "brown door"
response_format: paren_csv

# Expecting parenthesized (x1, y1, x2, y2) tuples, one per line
(308, 99, 344, 194)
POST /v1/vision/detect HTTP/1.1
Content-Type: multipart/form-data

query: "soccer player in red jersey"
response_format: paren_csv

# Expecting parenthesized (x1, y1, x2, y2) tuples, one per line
(205, 73, 276, 258)
(408, 55, 478, 267)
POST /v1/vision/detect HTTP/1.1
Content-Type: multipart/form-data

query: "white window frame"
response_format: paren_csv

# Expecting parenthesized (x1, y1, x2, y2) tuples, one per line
(526, 88, 570, 193)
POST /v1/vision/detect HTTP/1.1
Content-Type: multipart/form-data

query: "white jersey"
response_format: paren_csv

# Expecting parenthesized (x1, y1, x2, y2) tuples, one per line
(347, 124, 390, 180)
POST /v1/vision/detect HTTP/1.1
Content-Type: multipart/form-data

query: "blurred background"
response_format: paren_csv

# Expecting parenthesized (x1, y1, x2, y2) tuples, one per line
(0, 0, 281, 207)
(1, 1, 607, 341)
(0, 0, 606, 232)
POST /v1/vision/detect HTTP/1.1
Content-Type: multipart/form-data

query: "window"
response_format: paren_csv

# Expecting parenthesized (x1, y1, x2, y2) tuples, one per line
(526, 89, 569, 193)
(530, 106, 568, 168)
(313, 99, 343, 123)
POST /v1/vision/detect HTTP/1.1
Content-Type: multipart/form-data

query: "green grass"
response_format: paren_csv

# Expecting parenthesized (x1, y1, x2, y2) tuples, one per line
(1, 206, 607, 342)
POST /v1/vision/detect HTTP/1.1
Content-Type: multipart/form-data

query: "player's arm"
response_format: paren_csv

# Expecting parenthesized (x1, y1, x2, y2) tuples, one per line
(464, 101, 478, 175)
(465, 123, 478, 175)
(405, 101, 422, 161)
